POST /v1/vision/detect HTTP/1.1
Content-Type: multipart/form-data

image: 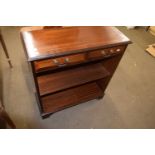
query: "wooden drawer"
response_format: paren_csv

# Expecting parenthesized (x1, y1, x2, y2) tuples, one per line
(88, 45, 125, 60)
(34, 53, 86, 72)
(34, 45, 125, 73)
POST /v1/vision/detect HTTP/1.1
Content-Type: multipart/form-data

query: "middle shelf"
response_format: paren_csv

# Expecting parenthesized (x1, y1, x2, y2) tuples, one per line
(37, 63, 110, 96)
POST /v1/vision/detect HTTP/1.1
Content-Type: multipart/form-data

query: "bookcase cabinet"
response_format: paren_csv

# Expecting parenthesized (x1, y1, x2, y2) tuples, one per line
(21, 26, 131, 118)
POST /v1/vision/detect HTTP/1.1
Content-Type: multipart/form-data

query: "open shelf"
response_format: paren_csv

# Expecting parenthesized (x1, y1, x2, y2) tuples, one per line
(41, 82, 103, 114)
(37, 63, 110, 96)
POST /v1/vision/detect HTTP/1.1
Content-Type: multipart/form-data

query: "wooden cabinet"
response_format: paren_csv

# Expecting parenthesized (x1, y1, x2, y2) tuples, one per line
(21, 26, 131, 118)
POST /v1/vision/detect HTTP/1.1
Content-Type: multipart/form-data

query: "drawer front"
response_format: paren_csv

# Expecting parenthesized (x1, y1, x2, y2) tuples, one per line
(34, 53, 86, 72)
(88, 45, 125, 60)
(34, 45, 125, 72)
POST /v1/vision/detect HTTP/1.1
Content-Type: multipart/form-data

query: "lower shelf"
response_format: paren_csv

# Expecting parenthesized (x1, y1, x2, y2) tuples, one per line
(41, 82, 103, 114)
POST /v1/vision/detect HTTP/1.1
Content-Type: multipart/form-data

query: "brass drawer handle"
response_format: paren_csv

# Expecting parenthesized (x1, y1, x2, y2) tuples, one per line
(110, 49, 114, 53)
(65, 57, 70, 63)
(53, 59, 59, 64)
(58, 63, 67, 67)
(116, 48, 121, 52)
(53, 59, 67, 67)
(101, 50, 106, 55)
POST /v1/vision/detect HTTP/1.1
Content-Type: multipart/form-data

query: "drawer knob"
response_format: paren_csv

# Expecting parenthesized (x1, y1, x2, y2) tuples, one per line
(65, 58, 70, 63)
(101, 50, 106, 55)
(116, 48, 121, 52)
(53, 59, 59, 64)
(110, 49, 114, 53)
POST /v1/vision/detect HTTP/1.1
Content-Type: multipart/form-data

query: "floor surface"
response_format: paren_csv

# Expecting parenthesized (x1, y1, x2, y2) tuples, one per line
(0, 26, 155, 128)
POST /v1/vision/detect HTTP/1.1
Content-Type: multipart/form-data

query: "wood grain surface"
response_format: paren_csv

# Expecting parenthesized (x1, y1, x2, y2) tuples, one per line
(21, 26, 131, 61)
(41, 82, 103, 114)
(37, 63, 110, 96)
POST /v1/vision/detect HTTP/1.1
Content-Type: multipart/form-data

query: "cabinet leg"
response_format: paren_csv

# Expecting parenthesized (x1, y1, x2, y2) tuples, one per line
(41, 113, 53, 119)
(97, 93, 105, 100)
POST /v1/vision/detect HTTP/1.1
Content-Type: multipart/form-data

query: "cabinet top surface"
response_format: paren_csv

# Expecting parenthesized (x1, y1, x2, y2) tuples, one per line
(21, 26, 131, 61)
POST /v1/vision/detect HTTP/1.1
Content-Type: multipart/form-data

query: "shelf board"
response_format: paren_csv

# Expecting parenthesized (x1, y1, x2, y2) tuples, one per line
(41, 82, 103, 114)
(37, 63, 110, 96)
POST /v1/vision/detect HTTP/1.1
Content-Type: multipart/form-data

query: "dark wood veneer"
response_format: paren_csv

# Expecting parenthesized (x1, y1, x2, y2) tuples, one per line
(41, 82, 103, 114)
(38, 63, 109, 96)
(21, 26, 131, 61)
(20, 26, 131, 118)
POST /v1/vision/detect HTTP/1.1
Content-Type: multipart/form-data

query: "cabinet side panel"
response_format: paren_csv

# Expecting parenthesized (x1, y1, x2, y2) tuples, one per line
(97, 45, 128, 91)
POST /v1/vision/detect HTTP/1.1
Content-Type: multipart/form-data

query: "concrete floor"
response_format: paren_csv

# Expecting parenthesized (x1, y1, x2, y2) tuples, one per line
(0, 27, 155, 129)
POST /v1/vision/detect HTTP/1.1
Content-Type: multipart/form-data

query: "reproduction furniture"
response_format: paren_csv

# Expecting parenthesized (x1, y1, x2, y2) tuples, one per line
(21, 26, 131, 118)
